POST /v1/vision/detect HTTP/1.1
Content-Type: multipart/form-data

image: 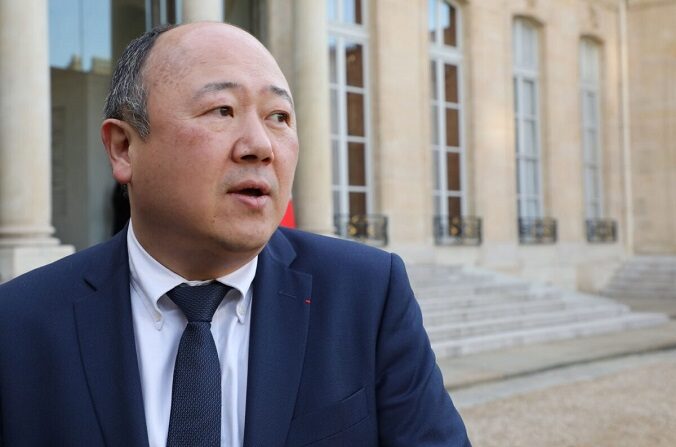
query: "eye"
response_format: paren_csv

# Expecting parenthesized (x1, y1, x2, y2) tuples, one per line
(218, 106, 233, 117)
(269, 111, 290, 125)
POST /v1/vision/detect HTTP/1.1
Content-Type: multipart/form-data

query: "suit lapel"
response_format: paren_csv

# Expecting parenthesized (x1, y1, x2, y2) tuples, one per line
(244, 231, 312, 447)
(73, 231, 149, 447)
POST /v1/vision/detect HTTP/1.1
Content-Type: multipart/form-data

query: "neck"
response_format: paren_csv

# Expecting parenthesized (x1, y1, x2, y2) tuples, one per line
(131, 222, 260, 280)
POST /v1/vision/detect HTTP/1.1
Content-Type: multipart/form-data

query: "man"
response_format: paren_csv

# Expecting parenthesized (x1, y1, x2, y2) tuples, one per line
(0, 23, 470, 446)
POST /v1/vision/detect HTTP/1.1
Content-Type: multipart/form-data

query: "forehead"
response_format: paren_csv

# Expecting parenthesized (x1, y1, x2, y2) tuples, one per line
(145, 24, 290, 98)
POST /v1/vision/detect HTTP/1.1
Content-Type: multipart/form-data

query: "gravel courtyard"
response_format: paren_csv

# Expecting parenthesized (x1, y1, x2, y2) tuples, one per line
(459, 351, 676, 447)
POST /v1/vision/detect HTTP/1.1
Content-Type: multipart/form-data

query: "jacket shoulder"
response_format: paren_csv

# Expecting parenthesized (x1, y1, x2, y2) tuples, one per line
(277, 228, 394, 269)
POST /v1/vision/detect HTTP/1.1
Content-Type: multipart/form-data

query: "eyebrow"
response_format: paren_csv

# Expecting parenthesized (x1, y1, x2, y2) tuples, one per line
(269, 85, 294, 107)
(193, 81, 240, 100)
(193, 81, 294, 107)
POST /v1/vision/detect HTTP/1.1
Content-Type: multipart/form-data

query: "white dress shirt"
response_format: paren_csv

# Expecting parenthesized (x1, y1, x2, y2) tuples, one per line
(127, 221, 255, 447)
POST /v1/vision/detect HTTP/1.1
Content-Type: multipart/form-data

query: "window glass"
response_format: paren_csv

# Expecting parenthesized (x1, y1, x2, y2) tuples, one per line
(444, 63, 458, 103)
(327, 0, 338, 22)
(580, 38, 603, 220)
(344, 0, 362, 25)
(447, 196, 461, 218)
(441, 2, 457, 47)
(347, 92, 365, 136)
(523, 80, 536, 116)
(329, 2, 371, 225)
(523, 120, 537, 155)
(526, 159, 539, 194)
(445, 108, 459, 147)
(49, 0, 112, 72)
(345, 42, 364, 87)
(428, 0, 436, 43)
(523, 24, 538, 70)
(430, 1, 465, 224)
(349, 192, 367, 216)
(584, 92, 597, 124)
(514, 18, 542, 219)
(446, 152, 461, 191)
(348, 143, 367, 186)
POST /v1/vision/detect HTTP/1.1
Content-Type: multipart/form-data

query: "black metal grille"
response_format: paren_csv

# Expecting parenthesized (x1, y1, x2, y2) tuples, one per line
(518, 217, 557, 244)
(586, 219, 617, 243)
(334, 214, 389, 246)
(433, 216, 482, 246)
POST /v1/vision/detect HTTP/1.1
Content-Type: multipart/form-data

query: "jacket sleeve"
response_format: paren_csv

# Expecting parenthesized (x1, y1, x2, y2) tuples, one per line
(375, 253, 471, 446)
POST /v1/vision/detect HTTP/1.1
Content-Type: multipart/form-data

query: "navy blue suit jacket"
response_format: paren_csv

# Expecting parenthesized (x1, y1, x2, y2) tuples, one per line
(0, 228, 470, 446)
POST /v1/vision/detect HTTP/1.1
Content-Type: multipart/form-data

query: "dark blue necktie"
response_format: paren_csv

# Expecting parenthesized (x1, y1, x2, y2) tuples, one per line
(166, 282, 231, 447)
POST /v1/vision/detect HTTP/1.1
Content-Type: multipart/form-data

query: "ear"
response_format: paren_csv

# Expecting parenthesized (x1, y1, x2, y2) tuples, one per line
(101, 118, 137, 184)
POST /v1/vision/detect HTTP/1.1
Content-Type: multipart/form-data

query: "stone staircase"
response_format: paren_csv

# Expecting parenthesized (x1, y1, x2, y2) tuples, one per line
(601, 256, 676, 301)
(407, 264, 669, 358)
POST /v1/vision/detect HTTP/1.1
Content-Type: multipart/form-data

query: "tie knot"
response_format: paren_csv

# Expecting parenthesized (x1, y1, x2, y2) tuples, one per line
(167, 282, 231, 323)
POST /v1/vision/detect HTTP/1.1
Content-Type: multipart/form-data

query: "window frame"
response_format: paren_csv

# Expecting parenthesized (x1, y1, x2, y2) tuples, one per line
(580, 38, 604, 220)
(145, 0, 182, 28)
(513, 18, 543, 219)
(328, 0, 373, 218)
(429, 0, 467, 220)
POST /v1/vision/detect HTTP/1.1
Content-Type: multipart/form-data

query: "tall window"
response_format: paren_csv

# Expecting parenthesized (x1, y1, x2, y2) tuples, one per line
(580, 38, 603, 219)
(513, 18, 542, 219)
(328, 0, 371, 219)
(146, 0, 182, 28)
(429, 0, 464, 223)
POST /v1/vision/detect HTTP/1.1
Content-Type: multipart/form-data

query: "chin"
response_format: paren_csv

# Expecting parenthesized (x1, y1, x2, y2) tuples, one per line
(215, 226, 276, 254)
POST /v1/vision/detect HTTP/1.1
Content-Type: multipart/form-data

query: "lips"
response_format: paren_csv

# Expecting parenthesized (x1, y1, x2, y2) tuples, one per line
(227, 180, 272, 209)
(228, 180, 271, 196)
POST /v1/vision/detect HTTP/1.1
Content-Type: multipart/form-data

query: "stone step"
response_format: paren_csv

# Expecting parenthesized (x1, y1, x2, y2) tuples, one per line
(421, 298, 613, 326)
(425, 305, 628, 341)
(607, 273, 676, 282)
(417, 290, 559, 311)
(413, 282, 532, 298)
(601, 256, 676, 302)
(602, 290, 676, 300)
(602, 285, 676, 297)
(430, 312, 670, 358)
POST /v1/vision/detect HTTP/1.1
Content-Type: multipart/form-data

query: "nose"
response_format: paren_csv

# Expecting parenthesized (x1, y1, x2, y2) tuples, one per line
(232, 112, 274, 164)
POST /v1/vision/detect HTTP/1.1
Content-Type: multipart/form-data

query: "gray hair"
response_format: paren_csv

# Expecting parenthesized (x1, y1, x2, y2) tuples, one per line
(103, 24, 175, 139)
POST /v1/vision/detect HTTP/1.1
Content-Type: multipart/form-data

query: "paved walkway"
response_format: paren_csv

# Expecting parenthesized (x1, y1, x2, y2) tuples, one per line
(457, 349, 676, 446)
(439, 320, 676, 389)
(440, 298, 676, 446)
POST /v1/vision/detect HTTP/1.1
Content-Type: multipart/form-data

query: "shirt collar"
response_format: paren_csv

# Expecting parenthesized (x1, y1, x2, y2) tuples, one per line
(127, 220, 257, 326)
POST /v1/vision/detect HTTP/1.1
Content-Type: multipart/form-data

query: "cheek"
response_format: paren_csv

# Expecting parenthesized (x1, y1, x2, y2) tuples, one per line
(138, 127, 219, 197)
(166, 125, 223, 174)
(276, 136, 299, 180)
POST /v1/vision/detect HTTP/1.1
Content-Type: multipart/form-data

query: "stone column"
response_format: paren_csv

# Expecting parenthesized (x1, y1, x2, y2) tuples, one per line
(371, 0, 432, 259)
(469, 3, 520, 271)
(182, 0, 223, 23)
(290, 0, 333, 234)
(0, 0, 73, 282)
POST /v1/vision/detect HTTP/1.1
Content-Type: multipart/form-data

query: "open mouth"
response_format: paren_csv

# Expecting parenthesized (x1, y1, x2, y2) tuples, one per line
(228, 181, 272, 209)
(238, 188, 264, 197)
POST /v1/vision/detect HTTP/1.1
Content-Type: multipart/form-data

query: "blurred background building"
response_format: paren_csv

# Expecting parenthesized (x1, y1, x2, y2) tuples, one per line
(1, 0, 675, 294)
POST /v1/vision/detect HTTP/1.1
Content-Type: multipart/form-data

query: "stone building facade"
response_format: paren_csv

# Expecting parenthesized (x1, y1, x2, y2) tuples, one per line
(0, 0, 674, 291)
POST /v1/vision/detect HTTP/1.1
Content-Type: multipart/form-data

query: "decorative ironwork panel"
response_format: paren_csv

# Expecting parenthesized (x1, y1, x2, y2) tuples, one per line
(518, 217, 557, 244)
(586, 219, 617, 243)
(433, 216, 482, 246)
(334, 214, 389, 246)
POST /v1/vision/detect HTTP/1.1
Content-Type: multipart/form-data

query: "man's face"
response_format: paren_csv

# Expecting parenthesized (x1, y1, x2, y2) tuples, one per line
(127, 24, 298, 266)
